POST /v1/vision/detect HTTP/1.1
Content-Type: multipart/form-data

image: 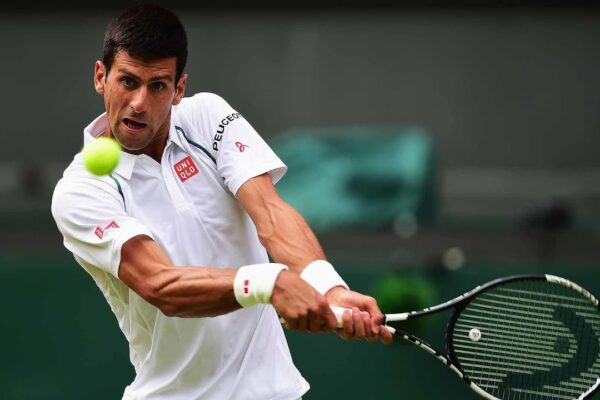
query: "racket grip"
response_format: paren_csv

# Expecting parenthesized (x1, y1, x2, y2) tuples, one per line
(331, 306, 350, 328)
(331, 306, 395, 334)
(279, 306, 349, 327)
(281, 306, 395, 334)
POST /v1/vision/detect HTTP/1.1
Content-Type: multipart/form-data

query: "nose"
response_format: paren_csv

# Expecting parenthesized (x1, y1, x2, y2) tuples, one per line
(130, 86, 148, 114)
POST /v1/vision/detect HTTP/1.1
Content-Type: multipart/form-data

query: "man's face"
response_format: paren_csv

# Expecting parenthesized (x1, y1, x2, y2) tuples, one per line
(94, 52, 187, 156)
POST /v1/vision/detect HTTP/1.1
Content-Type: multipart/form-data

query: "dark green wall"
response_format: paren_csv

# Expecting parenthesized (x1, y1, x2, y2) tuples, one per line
(2, 9, 600, 168)
(2, 254, 599, 399)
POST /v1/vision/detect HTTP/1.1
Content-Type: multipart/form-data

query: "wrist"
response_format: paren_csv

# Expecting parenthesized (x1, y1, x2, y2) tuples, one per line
(324, 285, 348, 299)
(233, 263, 288, 307)
(300, 260, 349, 295)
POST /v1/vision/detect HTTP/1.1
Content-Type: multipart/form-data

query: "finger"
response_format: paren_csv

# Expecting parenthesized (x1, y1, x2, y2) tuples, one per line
(285, 317, 297, 331)
(362, 296, 384, 334)
(352, 307, 366, 339)
(360, 311, 371, 341)
(360, 311, 372, 341)
(308, 310, 321, 333)
(297, 315, 308, 332)
(342, 309, 353, 340)
(365, 313, 378, 343)
(379, 325, 394, 345)
(322, 306, 338, 332)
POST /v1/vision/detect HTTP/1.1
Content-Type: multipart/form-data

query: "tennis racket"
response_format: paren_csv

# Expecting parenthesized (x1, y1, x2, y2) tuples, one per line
(333, 274, 600, 399)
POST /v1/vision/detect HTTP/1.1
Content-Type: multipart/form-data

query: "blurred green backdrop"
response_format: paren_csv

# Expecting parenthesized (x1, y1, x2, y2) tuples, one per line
(2, 254, 598, 399)
(2, 2, 600, 399)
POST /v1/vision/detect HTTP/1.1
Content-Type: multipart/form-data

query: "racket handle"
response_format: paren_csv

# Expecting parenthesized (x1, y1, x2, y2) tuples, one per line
(331, 306, 350, 328)
(331, 306, 395, 334)
(280, 306, 395, 334)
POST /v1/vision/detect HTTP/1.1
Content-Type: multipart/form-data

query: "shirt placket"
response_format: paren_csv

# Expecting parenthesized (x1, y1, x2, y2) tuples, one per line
(162, 143, 194, 213)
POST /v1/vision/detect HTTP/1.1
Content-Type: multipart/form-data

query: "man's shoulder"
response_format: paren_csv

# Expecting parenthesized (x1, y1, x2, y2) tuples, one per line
(175, 92, 229, 115)
(53, 155, 120, 199)
(172, 92, 234, 145)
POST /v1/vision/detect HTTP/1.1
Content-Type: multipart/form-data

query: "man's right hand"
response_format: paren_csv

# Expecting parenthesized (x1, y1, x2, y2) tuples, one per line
(271, 270, 338, 333)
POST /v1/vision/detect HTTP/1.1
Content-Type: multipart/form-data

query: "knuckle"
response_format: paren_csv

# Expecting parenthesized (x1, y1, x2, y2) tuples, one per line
(317, 297, 328, 308)
(299, 309, 309, 319)
(287, 312, 299, 321)
(309, 305, 321, 315)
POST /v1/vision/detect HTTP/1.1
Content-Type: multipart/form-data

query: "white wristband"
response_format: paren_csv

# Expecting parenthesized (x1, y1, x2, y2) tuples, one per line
(300, 260, 349, 295)
(233, 263, 288, 307)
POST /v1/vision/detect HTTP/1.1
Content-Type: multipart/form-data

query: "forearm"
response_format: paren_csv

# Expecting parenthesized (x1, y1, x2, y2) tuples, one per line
(119, 235, 240, 318)
(254, 196, 352, 298)
(254, 196, 325, 273)
(145, 265, 239, 318)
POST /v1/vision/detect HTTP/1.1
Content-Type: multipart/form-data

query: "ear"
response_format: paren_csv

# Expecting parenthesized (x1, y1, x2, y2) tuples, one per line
(172, 73, 188, 106)
(94, 61, 106, 95)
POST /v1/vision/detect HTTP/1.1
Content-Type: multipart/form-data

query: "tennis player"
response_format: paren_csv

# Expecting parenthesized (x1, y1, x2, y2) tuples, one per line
(52, 4, 392, 400)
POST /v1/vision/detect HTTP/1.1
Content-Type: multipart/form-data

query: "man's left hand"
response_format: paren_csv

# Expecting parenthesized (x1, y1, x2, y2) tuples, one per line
(325, 287, 393, 344)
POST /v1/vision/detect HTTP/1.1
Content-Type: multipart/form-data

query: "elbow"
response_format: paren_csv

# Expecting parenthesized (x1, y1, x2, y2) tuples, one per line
(141, 275, 181, 317)
(148, 291, 180, 317)
(158, 303, 179, 318)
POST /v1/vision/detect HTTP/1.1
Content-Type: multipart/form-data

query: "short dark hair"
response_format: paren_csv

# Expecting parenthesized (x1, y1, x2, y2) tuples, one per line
(103, 4, 188, 82)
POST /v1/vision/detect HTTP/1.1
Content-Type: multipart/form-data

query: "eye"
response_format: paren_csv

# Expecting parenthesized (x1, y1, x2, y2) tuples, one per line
(151, 81, 166, 92)
(120, 76, 136, 88)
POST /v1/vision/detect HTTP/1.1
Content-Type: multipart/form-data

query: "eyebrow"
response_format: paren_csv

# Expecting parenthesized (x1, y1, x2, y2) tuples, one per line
(117, 69, 173, 82)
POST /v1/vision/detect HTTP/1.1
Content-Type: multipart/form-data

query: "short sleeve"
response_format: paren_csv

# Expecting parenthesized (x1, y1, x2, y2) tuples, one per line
(52, 176, 154, 278)
(196, 93, 287, 195)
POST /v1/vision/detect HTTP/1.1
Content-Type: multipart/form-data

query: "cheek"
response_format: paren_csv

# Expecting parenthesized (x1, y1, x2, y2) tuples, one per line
(153, 98, 174, 118)
(106, 90, 127, 112)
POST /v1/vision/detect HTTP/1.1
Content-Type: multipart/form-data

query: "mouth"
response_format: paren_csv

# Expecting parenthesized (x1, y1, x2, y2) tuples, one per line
(122, 118, 148, 132)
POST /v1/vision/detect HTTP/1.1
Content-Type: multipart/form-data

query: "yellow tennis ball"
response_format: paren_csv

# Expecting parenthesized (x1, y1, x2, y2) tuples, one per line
(82, 137, 121, 176)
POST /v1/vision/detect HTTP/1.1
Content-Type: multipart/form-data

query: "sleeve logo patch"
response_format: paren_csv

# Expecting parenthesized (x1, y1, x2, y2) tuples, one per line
(174, 156, 199, 182)
(235, 141, 249, 152)
(94, 220, 120, 239)
(212, 112, 243, 152)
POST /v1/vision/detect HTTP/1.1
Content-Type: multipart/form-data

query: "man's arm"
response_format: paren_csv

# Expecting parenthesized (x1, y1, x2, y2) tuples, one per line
(118, 234, 239, 317)
(236, 173, 393, 343)
(118, 234, 337, 332)
(235, 175, 325, 273)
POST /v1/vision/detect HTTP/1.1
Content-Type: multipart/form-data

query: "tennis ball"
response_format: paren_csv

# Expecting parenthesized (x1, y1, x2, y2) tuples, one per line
(82, 137, 121, 176)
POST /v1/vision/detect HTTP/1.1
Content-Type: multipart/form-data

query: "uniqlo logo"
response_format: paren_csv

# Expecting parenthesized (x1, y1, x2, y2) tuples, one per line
(244, 279, 250, 294)
(94, 220, 120, 239)
(174, 156, 199, 182)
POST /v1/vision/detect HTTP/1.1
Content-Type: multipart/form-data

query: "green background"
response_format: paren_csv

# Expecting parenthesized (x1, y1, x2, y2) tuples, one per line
(2, 254, 598, 399)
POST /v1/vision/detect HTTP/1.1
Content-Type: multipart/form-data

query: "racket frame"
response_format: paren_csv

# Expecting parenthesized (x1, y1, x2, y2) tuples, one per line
(382, 274, 600, 400)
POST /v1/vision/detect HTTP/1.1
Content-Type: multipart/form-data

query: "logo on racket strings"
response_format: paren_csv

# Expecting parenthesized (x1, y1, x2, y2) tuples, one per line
(469, 328, 481, 342)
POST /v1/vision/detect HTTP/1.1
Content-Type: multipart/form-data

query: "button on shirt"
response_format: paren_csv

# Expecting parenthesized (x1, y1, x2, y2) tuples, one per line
(52, 93, 310, 400)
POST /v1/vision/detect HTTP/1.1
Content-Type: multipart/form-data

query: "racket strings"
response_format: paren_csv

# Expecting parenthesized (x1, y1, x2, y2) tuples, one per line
(450, 279, 600, 400)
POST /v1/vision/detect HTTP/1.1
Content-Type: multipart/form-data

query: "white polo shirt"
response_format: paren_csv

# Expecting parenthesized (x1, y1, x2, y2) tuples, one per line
(51, 93, 309, 400)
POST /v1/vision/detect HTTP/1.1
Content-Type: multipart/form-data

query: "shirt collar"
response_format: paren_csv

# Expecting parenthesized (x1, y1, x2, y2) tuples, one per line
(83, 113, 136, 180)
(83, 112, 184, 180)
(167, 111, 187, 151)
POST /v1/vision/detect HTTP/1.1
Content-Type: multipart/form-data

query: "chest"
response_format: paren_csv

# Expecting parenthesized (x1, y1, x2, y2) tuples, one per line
(120, 147, 250, 264)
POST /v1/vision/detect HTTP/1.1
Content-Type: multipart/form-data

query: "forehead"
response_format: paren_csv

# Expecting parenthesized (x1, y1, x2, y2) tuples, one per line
(112, 51, 177, 79)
